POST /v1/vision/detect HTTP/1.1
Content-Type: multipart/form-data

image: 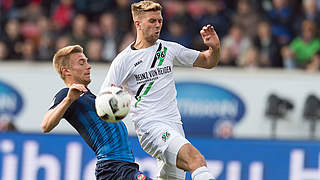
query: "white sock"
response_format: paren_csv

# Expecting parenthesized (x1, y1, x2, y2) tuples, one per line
(191, 166, 215, 180)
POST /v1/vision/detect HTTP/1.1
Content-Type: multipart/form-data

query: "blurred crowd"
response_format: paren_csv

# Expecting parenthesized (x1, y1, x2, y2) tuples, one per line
(1, 0, 320, 71)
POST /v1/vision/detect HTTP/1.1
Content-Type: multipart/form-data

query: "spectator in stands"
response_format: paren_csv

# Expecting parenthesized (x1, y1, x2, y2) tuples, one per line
(99, 12, 122, 62)
(87, 21, 102, 39)
(69, 14, 89, 48)
(4, 0, 29, 21)
(0, 0, 12, 37)
(19, 3, 45, 48)
(51, 0, 75, 33)
(40, 0, 56, 17)
(19, 1, 43, 23)
(293, 0, 320, 36)
(2, 19, 24, 60)
(306, 50, 320, 72)
(281, 19, 320, 69)
(239, 47, 261, 69)
(253, 20, 282, 67)
(249, 0, 272, 15)
(267, 0, 294, 46)
(21, 39, 37, 61)
(185, 0, 207, 21)
(162, 0, 197, 40)
(220, 44, 236, 66)
(75, 0, 113, 19)
(86, 39, 104, 62)
(38, 35, 55, 61)
(162, 0, 185, 20)
(220, 23, 252, 66)
(162, 16, 193, 48)
(37, 16, 55, 61)
(55, 35, 71, 51)
(112, 0, 132, 35)
(0, 42, 8, 60)
(197, 0, 232, 38)
(118, 24, 136, 52)
(232, 0, 261, 40)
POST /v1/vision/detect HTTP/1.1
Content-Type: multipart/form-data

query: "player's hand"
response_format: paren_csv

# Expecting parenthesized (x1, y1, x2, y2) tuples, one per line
(111, 84, 123, 89)
(67, 84, 88, 102)
(200, 25, 220, 51)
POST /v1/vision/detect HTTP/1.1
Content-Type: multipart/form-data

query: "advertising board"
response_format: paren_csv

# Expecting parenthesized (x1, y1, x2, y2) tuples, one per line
(0, 133, 319, 180)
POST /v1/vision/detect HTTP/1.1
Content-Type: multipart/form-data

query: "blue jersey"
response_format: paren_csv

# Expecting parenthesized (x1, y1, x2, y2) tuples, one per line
(49, 88, 134, 163)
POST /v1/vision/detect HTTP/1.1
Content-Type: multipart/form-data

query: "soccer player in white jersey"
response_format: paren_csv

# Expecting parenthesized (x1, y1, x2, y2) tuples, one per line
(100, 1, 220, 180)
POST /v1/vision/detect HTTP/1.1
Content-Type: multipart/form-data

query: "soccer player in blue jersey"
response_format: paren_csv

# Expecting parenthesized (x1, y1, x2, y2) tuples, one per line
(41, 45, 151, 180)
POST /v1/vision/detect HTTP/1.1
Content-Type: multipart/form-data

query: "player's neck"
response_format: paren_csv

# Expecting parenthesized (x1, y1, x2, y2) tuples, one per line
(134, 36, 155, 49)
(65, 80, 88, 88)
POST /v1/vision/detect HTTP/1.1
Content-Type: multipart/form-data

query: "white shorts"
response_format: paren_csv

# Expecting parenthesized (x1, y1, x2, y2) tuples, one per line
(135, 121, 190, 180)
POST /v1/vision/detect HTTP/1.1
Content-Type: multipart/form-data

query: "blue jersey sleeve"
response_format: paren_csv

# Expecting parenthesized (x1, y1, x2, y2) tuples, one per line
(48, 88, 69, 117)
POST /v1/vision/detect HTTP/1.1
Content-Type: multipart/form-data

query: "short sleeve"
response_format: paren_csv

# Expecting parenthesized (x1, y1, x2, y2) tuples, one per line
(289, 38, 300, 52)
(99, 51, 131, 93)
(172, 42, 200, 67)
(49, 88, 68, 110)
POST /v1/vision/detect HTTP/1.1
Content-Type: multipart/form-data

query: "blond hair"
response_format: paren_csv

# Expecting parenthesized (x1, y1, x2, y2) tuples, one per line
(53, 45, 83, 80)
(131, 0, 162, 20)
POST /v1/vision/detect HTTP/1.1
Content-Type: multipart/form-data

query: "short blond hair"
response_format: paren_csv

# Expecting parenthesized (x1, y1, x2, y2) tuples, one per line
(53, 45, 83, 80)
(131, 0, 162, 20)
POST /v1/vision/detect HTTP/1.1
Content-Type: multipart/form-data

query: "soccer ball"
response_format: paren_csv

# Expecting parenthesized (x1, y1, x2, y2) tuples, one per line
(95, 86, 131, 123)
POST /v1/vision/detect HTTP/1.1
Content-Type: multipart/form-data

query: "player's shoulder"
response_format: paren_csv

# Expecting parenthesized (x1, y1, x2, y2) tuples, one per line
(48, 88, 68, 110)
(54, 88, 69, 100)
(113, 44, 133, 64)
(158, 39, 183, 48)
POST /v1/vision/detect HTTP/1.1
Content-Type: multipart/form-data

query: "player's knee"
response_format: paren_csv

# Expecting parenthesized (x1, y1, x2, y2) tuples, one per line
(177, 144, 207, 172)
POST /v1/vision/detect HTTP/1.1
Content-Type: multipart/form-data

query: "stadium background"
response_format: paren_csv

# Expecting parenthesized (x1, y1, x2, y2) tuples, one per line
(1, 0, 320, 179)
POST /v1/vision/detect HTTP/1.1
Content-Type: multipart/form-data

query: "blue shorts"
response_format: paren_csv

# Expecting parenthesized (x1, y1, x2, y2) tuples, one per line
(95, 160, 152, 180)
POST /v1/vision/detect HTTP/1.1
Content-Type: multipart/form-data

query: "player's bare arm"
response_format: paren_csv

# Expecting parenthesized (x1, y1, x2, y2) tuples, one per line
(193, 25, 221, 69)
(41, 84, 87, 133)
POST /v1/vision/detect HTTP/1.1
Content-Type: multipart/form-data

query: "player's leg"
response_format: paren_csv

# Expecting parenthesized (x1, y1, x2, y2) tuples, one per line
(136, 121, 214, 180)
(136, 122, 187, 180)
(157, 158, 185, 180)
(176, 143, 215, 180)
(162, 122, 215, 179)
(95, 160, 153, 180)
(158, 132, 188, 180)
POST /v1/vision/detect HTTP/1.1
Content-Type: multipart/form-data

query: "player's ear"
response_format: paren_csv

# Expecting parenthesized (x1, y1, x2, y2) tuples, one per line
(134, 20, 141, 30)
(61, 66, 71, 77)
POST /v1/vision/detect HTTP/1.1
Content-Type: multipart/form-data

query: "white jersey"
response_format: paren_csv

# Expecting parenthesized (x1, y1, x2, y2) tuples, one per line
(100, 39, 200, 126)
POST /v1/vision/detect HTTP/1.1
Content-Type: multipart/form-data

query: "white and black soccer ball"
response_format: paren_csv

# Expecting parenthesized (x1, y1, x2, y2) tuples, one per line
(95, 86, 131, 123)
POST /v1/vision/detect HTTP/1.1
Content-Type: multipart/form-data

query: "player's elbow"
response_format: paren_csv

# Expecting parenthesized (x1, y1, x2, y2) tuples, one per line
(207, 55, 220, 69)
(201, 60, 218, 69)
(205, 62, 218, 69)
(40, 120, 52, 133)
(42, 129, 50, 133)
(41, 124, 50, 133)
(195, 52, 219, 69)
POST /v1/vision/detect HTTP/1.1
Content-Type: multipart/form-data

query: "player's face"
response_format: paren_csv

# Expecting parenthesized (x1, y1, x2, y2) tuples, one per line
(69, 52, 91, 86)
(140, 11, 163, 43)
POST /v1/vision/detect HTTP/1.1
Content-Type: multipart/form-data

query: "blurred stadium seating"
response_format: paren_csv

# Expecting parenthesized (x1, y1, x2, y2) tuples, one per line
(1, 1, 320, 180)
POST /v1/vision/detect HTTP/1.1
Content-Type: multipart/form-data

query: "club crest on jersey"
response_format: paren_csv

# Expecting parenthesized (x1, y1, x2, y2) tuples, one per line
(161, 131, 170, 142)
(156, 47, 167, 66)
(134, 60, 143, 67)
(137, 173, 146, 180)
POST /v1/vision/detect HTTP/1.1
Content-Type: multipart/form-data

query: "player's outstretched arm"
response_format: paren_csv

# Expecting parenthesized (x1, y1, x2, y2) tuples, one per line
(41, 84, 87, 133)
(193, 25, 220, 69)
